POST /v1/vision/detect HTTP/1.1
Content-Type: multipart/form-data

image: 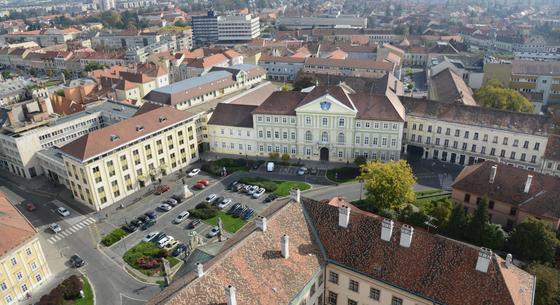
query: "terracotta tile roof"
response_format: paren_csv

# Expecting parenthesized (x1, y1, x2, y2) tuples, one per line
(305, 57, 393, 71)
(208, 103, 257, 128)
(452, 161, 560, 221)
(400, 97, 551, 135)
(544, 134, 560, 161)
(301, 197, 534, 305)
(327, 49, 348, 59)
(148, 201, 323, 305)
(60, 106, 194, 162)
(0, 192, 37, 256)
(188, 53, 229, 69)
(259, 55, 306, 63)
(430, 68, 477, 106)
(351, 92, 405, 121)
(223, 49, 242, 59)
(119, 71, 153, 84)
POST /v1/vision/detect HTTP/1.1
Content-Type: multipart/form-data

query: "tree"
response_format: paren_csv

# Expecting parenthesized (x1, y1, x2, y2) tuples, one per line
(281, 153, 290, 161)
(509, 217, 559, 263)
(468, 196, 490, 245)
(46, 69, 53, 77)
(526, 263, 560, 305)
(353, 155, 367, 167)
(62, 69, 70, 79)
(293, 76, 316, 91)
(1, 70, 11, 79)
(475, 80, 534, 113)
(445, 204, 469, 240)
(425, 198, 453, 229)
(358, 160, 416, 211)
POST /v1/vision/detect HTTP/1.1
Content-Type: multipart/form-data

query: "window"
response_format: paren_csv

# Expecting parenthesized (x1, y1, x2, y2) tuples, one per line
(0, 282, 7, 291)
(16, 272, 23, 280)
(534, 142, 540, 150)
(305, 131, 312, 142)
(455, 129, 460, 137)
(274, 131, 279, 139)
(427, 125, 432, 132)
(474, 132, 479, 140)
(370, 288, 380, 300)
(464, 193, 471, 202)
(26, 248, 32, 256)
(348, 299, 357, 305)
(355, 136, 361, 144)
(391, 296, 403, 305)
(30, 261, 37, 270)
(258, 130, 263, 138)
(513, 139, 519, 147)
(531, 155, 537, 163)
(419, 124, 423, 131)
(5, 295, 13, 304)
(339, 118, 345, 127)
(21, 284, 27, 292)
(348, 279, 359, 292)
(310, 282, 315, 296)
(464, 131, 469, 138)
(338, 133, 345, 144)
(500, 150, 506, 157)
(523, 141, 529, 148)
(322, 117, 328, 126)
(327, 291, 338, 305)
(503, 137, 509, 145)
(489, 201, 495, 209)
(329, 271, 339, 284)
(510, 151, 516, 160)
(35, 273, 42, 282)
(364, 136, 369, 145)
(305, 116, 311, 125)
(10, 257, 17, 266)
(510, 207, 517, 216)
(322, 132, 329, 143)
(436, 126, 442, 134)
(445, 128, 451, 135)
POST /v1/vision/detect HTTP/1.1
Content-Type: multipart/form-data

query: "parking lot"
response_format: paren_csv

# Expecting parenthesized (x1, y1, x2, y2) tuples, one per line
(255, 163, 328, 177)
(105, 169, 279, 258)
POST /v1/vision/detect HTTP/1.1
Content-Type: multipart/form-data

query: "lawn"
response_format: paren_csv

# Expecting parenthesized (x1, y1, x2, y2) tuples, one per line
(202, 158, 262, 176)
(101, 228, 128, 246)
(237, 177, 311, 196)
(73, 276, 94, 305)
(415, 189, 443, 197)
(415, 194, 452, 211)
(168, 256, 181, 268)
(123, 242, 166, 276)
(326, 167, 361, 183)
(206, 211, 247, 233)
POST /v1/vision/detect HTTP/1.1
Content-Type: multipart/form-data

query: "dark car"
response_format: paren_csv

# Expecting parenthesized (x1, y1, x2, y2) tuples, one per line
(171, 244, 188, 257)
(252, 163, 260, 170)
(141, 219, 156, 230)
(171, 194, 184, 203)
(213, 196, 225, 206)
(155, 185, 170, 195)
(137, 215, 149, 223)
(122, 224, 138, 233)
(187, 218, 201, 229)
(70, 254, 85, 268)
(309, 167, 318, 175)
(227, 203, 241, 214)
(130, 219, 143, 227)
(144, 210, 157, 220)
(242, 208, 255, 220)
(233, 205, 248, 218)
(233, 183, 245, 192)
(264, 194, 278, 203)
(152, 232, 167, 244)
(227, 181, 238, 190)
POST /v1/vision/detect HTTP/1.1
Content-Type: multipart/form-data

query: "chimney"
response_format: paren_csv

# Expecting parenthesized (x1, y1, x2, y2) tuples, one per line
(281, 234, 289, 258)
(289, 188, 300, 203)
(475, 247, 493, 273)
(523, 175, 533, 193)
(489, 165, 497, 184)
(255, 216, 267, 232)
(225, 285, 237, 305)
(338, 205, 350, 228)
(381, 218, 394, 241)
(399, 224, 414, 248)
(505, 253, 513, 268)
(196, 262, 204, 278)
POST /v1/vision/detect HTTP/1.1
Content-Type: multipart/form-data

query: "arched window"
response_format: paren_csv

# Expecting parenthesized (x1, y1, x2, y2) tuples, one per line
(305, 131, 312, 142)
(338, 133, 345, 144)
(322, 131, 329, 143)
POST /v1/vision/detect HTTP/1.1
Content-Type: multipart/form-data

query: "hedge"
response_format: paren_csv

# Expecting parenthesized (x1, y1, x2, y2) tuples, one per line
(189, 202, 219, 220)
(101, 228, 128, 246)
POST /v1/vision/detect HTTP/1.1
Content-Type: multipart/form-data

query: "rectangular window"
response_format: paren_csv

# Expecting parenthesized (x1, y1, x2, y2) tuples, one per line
(455, 129, 460, 137)
(503, 137, 508, 145)
(370, 288, 380, 300)
(464, 193, 470, 203)
(329, 271, 339, 284)
(348, 299, 357, 305)
(534, 142, 540, 150)
(437, 126, 441, 134)
(391, 297, 403, 305)
(26, 248, 32, 256)
(348, 279, 359, 292)
(327, 291, 338, 305)
(322, 117, 328, 126)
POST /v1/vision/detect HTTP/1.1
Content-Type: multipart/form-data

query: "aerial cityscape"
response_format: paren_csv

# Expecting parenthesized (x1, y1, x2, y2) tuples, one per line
(0, 0, 559, 304)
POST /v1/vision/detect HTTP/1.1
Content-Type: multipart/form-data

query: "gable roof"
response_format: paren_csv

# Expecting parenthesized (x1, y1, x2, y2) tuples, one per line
(301, 197, 535, 305)
(430, 68, 477, 106)
(0, 192, 37, 256)
(297, 85, 355, 110)
(207, 103, 257, 128)
(60, 106, 193, 162)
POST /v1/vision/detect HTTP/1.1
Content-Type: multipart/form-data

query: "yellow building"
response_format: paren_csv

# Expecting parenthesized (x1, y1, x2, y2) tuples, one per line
(0, 192, 51, 305)
(59, 104, 199, 211)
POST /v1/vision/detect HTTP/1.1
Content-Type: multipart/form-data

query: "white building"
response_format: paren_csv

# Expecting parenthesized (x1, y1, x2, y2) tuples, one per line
(217, 14, 260, 41)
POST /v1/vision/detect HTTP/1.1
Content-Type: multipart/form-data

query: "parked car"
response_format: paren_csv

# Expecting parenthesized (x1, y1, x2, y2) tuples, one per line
(157, 203, 172, 212)
(144, 210, 157, 220)
(227, 203, 241, 214)
(207, 226, 220, 238)
(130, 219, 143, 228)
(57, 207, 70, 217)
(206, 194, 217, 203)
(172, 244, 188, 257)
(164, 239, 178, 250)
(266, 161, 274, 172)
(297, 167, 307, 176)
(141, 219, 156, 230)
(252, 188, 266, 198)
(264, 194, 278, 203)
(152, 232, 167, 244)
(242, 185, 252, 193)
(157, 236, 174, 248)
(137, 215, 149, 223)
(163, 198, 179, 207)
(70, 255, 85, 268)
(155, 185, 170, 195)
(188, 168, 201, 177)
(213, 196, 225, 206)
(309, 168, 318, 175)
(193, 183, 206, 190)
(122, 224, 138, 233)
(49, 223, 62, 234)
(233, 205, 248, 218)
(233, 183, 245, 192)
(218, 198, 232, 209)
(142, 231, 160, 242)
(227, 181, 238, 190)
(173, 211, 190, 224)
(187, 218, 201, 229)
(171, 194, 184, 203)
(242, 208, 255, 220)
(197, 179, 209, 186)
(247, 186, 259, 195)
(25, 203, 37, 212)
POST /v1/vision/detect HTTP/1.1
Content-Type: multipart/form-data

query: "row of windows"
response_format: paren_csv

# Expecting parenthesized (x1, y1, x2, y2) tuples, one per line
(2, 273, 43, 304)
(407, 122, 541, 150)
(328, 271, 402, 304)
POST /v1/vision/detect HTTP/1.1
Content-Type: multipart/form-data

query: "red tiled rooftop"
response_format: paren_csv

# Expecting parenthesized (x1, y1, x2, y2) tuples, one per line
(0, 192, 37, 256)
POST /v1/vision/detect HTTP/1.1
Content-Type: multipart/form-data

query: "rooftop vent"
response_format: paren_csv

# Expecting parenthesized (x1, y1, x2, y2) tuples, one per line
(476, 247, 493, 273)
(110, 134, 119, 142)
(281, 234, 289, 258)
(338, 205, 350, 228)
(523, 175, 533, 193)
(135, 125, 144, 132)
(225, 285, 237, 305)
(381, 218, 394, 242)
(159, 116, 167, 123)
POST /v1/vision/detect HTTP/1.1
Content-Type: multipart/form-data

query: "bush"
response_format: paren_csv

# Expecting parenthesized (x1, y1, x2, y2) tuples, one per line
(101, 228, 128, 246)
(281, 153, 290, 161)
(136, 256, 161, 269)
(269, 152, 280, 159)
(189, 207, 218, 219)
(196, 202, 212, 209)
(61, 275, 83, 299)
(157, 249, 169, 258)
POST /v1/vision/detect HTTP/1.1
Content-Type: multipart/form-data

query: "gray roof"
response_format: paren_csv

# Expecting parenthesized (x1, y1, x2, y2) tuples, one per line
(153, 71, 232, 95)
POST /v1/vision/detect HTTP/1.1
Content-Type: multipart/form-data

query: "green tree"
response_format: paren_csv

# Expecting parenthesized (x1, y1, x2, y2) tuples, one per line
(46, 69, 53, 77)
(468, 196, 490, 245)
(62, 69, 70, 79)
(425, 198, 453, 228)
(509, 217, 560, 263)
(358, 160, 416, 211)
(293, 76, 316, 91)
(445, 204, 469, 240)
(481, 222, 506, 250)
(280, 153, 290, 161)
(1, 70, 11, 79)
(526, 263, 560, 305)
(475, 80, 534, 113)
(353, 155, 367, 167)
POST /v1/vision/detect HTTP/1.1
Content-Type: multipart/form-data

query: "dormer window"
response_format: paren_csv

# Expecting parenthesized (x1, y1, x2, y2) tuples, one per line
(136, 125, 144, 132)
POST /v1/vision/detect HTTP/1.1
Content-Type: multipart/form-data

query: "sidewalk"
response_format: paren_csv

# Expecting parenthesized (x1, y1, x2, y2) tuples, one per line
(200, 152, 353, 170)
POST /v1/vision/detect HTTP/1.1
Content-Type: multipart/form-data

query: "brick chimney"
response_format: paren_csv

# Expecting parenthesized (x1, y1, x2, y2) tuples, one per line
(489, 165, 497, 184)
(225, 285, 237, 305)
(399, 224, 414, 248)
(381, 218, 394, 241)
(281, 234, 289, 258)
(338, 205, 350, 228)
(523, 175, 533, 193)
(475, 248, 493, 273)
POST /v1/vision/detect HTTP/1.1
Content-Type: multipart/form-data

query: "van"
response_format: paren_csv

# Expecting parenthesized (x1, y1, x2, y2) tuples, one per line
(266, 161, 274, 172)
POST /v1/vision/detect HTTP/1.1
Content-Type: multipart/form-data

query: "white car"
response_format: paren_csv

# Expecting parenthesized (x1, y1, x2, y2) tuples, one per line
(142, 231, 160, 242)
(158, 203, 172, 212)
(297, 167, 307, 176)
(188, 168, 201, 177)
(252, 188, 266, 198)
(207, 226, 220, 238)
(248, 185, 259, 195)
(57, 207, 70, 217)
(49, 223, 62, 234)
(173, 211, 190, 224)
(157, 235, 174, 248)
(206, 194, 217, 203)
(218, 198, 232, 209)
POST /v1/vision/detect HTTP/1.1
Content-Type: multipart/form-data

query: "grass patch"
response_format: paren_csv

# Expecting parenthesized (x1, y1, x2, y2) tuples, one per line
(167, 256, 181, 268)
(189, 202, 219, 220)
(327, 167, 361, 183)
(415, 189, 443, 197)
(202, 158, 262, 176)
(73, 276, 94, 305)
(415, 194, 451, 211)
(206, 211, 247, 233)
(123, 242, 165, 276)
(101, 228, 128, 246)
(274, 181, 310, 196)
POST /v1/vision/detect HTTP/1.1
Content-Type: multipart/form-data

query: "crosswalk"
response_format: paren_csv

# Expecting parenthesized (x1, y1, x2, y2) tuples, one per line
(47, 217, 96, 244)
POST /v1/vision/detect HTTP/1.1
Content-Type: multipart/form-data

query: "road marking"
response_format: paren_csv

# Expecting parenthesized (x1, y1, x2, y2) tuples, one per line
(85, 217, 96, 224)
(47, 239, 53, 244)
(75, 223, 84, 229)
(60, 231, 70, 237)
(69, 227, 78, 233)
